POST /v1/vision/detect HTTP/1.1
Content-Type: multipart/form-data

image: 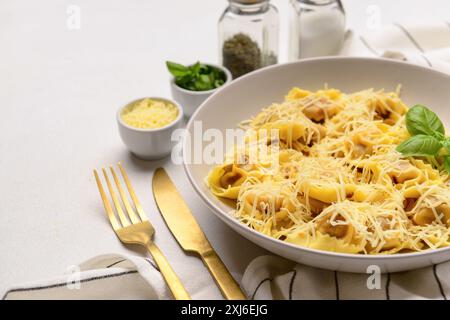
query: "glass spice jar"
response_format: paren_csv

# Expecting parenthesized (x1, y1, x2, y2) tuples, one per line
(289, 0, 346, 60)
(218, 0, 279, 79)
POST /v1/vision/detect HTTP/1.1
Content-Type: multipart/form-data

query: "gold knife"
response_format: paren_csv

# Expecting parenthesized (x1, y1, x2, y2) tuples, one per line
(152, 167, 246, 300)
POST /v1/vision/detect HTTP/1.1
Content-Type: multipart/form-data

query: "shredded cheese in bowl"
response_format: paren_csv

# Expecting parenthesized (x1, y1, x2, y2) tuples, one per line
(121, 98, 179, 129)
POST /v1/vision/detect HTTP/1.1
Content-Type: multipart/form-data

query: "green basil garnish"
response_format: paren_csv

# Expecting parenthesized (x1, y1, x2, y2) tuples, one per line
(166, 61, 227, 91)
(444, 156, 450, 173)
(166, 61, 190, 77)
(397, 104, 450, 173)
(405, 104, 445, 137)
(396, 135, 442, 156)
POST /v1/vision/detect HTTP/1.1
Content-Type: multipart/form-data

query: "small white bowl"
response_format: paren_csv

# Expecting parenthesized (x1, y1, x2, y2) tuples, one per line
(170, 63, 232, 117)
(117, 97, 183, 160)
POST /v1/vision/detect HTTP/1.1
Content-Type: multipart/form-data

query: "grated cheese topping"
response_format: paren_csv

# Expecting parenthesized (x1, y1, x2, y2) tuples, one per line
(207, 87, 450, 254)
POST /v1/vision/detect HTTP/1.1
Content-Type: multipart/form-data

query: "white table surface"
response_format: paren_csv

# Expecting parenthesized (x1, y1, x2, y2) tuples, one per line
(1, 0, 450, 299)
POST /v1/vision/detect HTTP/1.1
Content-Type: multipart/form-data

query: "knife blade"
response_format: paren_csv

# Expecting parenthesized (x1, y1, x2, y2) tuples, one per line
(152, 167, 246, 300)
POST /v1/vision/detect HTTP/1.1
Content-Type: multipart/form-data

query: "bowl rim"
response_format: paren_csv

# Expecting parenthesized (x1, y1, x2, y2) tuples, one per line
(170, 63, 233, 96)
(117, 96, 184, 133)
(183, 56, 450, 261)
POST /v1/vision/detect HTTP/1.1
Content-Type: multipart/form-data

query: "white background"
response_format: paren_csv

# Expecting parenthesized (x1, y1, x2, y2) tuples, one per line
(1, 0, 449, 298)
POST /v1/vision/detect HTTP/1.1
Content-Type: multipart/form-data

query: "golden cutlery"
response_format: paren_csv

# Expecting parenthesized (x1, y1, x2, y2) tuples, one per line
(93, 163, 190, 300)
(152, 167, 246, 300)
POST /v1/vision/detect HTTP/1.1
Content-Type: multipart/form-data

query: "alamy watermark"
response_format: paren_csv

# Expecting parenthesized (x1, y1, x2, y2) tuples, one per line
(366, 4, 381, 30)
(171, 121, 280, 167)
(366, 265, 382, 290)
(66, 265, 81, 289)
(66, 5, 81, 30)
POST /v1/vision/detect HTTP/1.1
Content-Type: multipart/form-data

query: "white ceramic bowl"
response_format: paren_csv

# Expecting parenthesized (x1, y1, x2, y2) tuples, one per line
(117, 97, 183, 160)
(183, 57, 450, 273)
(170, 63, 232, 118)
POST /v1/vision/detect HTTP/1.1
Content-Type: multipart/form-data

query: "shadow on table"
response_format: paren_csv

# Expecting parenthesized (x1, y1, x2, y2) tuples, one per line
(126, 152, 173, 172)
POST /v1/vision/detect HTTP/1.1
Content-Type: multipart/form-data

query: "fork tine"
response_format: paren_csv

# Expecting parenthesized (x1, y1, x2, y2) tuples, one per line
(93, 169, 121, 230)
(102, 168, 130, 227)
(110, 165, 141, 224)
(118, 162, 147, 221)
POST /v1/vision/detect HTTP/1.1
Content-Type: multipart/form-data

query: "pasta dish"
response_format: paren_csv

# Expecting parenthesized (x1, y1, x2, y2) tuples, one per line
(207, 87, 450, 254)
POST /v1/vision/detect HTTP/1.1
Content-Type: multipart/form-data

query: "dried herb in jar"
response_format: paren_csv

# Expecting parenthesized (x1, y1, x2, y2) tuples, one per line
(222, 33, 262, 78)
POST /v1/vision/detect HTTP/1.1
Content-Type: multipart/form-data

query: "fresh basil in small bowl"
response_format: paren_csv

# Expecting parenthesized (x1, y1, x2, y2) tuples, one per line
(167, 61, 227, 91)
(167, 61, 232, 117)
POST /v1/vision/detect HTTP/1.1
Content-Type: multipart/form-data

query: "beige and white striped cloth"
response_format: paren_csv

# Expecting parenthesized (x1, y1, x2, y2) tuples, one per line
(3, 253, 449, 300)
(341, 22, 450, 73)
(242, 256, 449, 300)
(3, 23, 450, 300)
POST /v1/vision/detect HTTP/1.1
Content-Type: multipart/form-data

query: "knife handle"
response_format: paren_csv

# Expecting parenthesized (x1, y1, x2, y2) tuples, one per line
(146, 242, 191, 300)
(200, 249, 247, 300)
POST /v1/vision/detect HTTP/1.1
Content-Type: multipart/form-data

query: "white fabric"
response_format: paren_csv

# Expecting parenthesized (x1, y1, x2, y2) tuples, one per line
(3, 254, 169, 300)
(341, 22, 450, 73)
(3, 22, 450, 300)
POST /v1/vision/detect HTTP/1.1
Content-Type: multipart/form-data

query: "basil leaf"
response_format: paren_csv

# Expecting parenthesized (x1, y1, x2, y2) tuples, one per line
(194, 74, 213, 91)
(166, 61, 189, 77)
(396, 134, 442, 156)
(214, 79, 224, 88)
(198, 64, 209, 74)
(406, 105, 445, 137)
(442, 136, 450, 151)
(189, 62, 201, 75)
(167, 61, 226, 91)
(208, 71, 216, 84)
(444, 156, 450, 173)
(174, 73, 193, 88)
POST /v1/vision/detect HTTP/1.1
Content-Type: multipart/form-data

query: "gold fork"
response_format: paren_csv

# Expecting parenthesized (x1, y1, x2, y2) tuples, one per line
(93, 163, 190, 300)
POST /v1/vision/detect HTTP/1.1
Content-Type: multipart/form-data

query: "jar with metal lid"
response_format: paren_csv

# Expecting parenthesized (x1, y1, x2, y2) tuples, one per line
(289, 0, 346, 60)
(218, 0, 279, 79)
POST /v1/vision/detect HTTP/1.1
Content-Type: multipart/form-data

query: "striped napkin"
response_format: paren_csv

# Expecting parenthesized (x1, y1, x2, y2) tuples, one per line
(242, 256, 449, 300)
(3, 22, 450, 300)
(341, 22, 450, 73)
(3, 254, 449, 300)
